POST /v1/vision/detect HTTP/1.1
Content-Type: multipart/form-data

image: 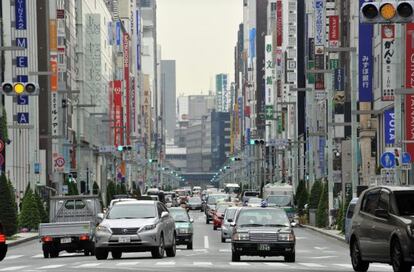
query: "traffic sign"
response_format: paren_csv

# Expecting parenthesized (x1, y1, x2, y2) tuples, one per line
(0, 140, 4, 153)
(402, 152, 412, 164)
(62, 185, 68, 194)
(54, 156, 65, 167)
(381, 152, 395, 168)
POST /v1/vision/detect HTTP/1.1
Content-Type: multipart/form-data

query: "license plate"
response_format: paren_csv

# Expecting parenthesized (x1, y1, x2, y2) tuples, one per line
(61, 238, 71, 244)
(258, 244, 270, 251)
(118, 236, 131, 243)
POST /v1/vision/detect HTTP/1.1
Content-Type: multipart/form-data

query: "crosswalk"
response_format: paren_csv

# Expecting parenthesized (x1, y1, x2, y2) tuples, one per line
(0, 261, 394, 271)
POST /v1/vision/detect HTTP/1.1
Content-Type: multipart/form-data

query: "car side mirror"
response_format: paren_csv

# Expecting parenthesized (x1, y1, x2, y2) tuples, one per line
(374, 209, 389, 219)
(97, 213, 104, 222)
(291, 222, 297, 228)
(190, 218, 194, 223)
(227, 218, 233, 223)
(161, 211, 169, 218)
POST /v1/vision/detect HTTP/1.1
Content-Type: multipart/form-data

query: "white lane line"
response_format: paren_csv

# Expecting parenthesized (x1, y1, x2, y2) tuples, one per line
(204, 236, 209, 249)
(155, 261, 176, 266)
(37, 264, 66, 269)
(75, 263, 101, 268)
(229, 262, 250, 266)
(299, 263, 326, 268)
(4, 255, 24, 260)
(314, 246, 328, 250)
(116, 262, 140, 266)
(194, 248, 208, 252)
(371, 264, 391, 269)
(219, 249, 231, 252)
(308, 255, 338, 259)
(264, 263, 289, 267)
(31, 254, 44, 258)
(193, 262, 212, 266)
(335, 264, 353, 269)
(0, 266, 29, 271)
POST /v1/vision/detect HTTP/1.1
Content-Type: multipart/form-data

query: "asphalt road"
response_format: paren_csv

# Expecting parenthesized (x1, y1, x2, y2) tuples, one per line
(0, 211, 393, 272)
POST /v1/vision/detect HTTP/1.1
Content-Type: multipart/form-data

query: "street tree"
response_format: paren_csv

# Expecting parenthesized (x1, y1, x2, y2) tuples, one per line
(0, 173, 17, 236)
(316, 181, 329, 228)
(34, 191, 48, 223)
(308, 179, 322, 210)
(19, 187, 40, 231)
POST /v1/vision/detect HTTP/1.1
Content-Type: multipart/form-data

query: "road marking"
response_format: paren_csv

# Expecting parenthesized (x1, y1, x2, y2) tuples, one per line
(298, 263, 326, 268)
(193, 262, 212, 266)
(194, 248, 207, 252)
(31, 254, 44, 258)
(0, 266, 29, 271)
(60, 252, 78, 257)
(229, 262, 250, 266)
(371, 264, 391, 269)
(38, 264, 66, 269)
(116, 262, 140, 266)
(204, 236, 209, 249)
(75, 263, 101, 268)
(314, 246, 328, 250)
(335, 264, 353, 269)
(308, 255, 338, 259)
(219, 249, 231, 252)
(155, 261, 176, 266)
(264, 263, 289, 267)
(4, 255, 24, 260)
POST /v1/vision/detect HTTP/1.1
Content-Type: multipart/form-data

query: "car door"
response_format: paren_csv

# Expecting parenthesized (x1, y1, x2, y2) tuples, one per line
(371, 189, 393, 261)
(161, 203, 175, 245)
(358, 189, 380, 259)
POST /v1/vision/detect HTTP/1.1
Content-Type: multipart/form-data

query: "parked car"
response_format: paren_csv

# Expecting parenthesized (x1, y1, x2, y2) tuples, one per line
(246, 197, 263, 207)
(205, 194, 230, 224)
(0, 222, 7, 261)
(344, 198, 358, 244)
(187, 196, 202, 210)
(95, 200, 176, 260)
(39, 196, 101, 258)
(349, 186, 414, 272)
(241, 191, 260, 204)
(165, 194, 178, 208)
(169, 207, 194, 249)
(231, 207, 295, 262)
(221, 207, 239, 243)
(213, 202, 233, 230)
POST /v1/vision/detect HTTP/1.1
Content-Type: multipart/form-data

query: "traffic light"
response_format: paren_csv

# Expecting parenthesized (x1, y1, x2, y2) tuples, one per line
(360, 1, 414, 23)
(1, 82, 39, 96)
(249, 139, 265, 145)
(117, 145, 132, 152)
(148, 159, 158, 163)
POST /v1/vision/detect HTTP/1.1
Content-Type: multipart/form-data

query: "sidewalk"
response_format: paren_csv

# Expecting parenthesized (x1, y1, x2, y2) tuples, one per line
(301, 224, 346, 243)
(6, 232, 39, 247)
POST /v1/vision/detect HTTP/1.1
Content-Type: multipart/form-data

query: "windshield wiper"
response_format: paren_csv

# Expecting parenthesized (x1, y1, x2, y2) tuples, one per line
(264, 224, 290, 227)
(174, 220, 189, 222)
(240, 223, 264, 227)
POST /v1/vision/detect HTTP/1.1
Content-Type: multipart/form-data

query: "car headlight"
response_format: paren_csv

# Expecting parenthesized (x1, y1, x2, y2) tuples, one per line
(278, 233, 295, 241)
(233, 232, 249, 241)
(178, 228, 192, 234)
(96, 225, 112, 234)
(139, 224, 157, 233)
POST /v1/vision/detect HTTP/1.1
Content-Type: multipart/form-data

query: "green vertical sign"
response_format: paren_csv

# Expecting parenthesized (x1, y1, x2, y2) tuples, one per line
(307, 61, 315, 84)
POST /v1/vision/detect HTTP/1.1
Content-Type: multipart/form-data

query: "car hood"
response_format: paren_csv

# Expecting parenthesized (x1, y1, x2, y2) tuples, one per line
(175, 222, 192, 229)
(236, 226, 291, 233)
(101, 218, 157, 228)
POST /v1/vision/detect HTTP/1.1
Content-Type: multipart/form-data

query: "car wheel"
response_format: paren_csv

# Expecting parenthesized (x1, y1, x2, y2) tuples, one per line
(187, 241, 193, 250)
(213, 225, 217, 230)
(152, 235, 165, 259)
(112, 250, 122, 259)
(221, 236, 226, 243)
(84, 250, 90, 256)
(166, 235, 176, 257)
(392, 239, 412, 272)
(351, 239, 369, 272)
(231, 251, 240, 262)
(42, 244, 50, 258)
(50, 248, 59, 258)
(95, 248, 108, 260)
(0, 250, 5, 261)
(206, 217, 210, 224)
(284, 252, 295, 263)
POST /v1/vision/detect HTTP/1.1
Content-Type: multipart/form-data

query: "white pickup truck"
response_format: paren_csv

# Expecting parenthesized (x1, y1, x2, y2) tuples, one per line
(39, 195, 101, 258)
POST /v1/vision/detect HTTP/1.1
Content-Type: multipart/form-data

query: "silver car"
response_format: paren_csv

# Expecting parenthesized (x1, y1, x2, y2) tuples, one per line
(221, 207, 239, 242)
(94, 200, 176, 260)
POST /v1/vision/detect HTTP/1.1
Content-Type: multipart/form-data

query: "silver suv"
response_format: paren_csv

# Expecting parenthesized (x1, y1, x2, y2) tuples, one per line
(95, 200, 176, 260)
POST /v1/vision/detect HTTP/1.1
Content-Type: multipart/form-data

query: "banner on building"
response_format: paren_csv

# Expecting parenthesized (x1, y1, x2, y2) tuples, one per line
(329, 15, 339, 48)
(384, 108, 395, 145)
(314, 54, 324, 90)
(15, 0, 27, 30)
(405, 23, 414, 158)
(265, 36, 274, 105)
(113, 80, 123, 147)
(123, 33, 131, 145)
(381, 24, 397, 101)
(359, 0, 373, 102)
(314, 0, 325, 46)
(276, 0, 283, 47)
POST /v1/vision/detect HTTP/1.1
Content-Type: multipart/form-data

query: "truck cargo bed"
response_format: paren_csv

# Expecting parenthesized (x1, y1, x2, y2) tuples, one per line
(39, 221, 93, 237)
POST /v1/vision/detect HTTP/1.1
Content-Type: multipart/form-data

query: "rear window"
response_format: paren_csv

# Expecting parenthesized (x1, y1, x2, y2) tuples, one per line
(225, 209, 237, 220)
(244, 192, 259, 197)
(64, 200, 86, 210)
(394, 191, 414, 216)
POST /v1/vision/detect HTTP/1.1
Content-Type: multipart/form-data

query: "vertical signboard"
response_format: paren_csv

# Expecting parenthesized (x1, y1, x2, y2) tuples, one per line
(359, 0, 373, 102)
(265, 36, 274, 105)
(113, 80, 123, 147)
(314, 0, 325, 47)
(15, 0, 27, 30)
(50, 19, 59, 136)
(381, 24, 397, 101)
(123, 33, 131, 145)
(405, 23, 414, 158)
(384, 108, 395, 145)
(276, 0, 283, 47)
(328, 15, 339, 48)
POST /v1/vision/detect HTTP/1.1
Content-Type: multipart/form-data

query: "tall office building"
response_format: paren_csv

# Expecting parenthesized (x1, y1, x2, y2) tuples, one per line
(161, 60, 176, 142)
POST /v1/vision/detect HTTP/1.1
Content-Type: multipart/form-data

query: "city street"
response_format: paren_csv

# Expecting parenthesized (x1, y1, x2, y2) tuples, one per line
(0, 211, 393, 272)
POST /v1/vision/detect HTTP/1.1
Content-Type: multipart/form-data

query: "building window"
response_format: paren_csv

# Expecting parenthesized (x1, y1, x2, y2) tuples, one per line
(140, 0, 152, 7)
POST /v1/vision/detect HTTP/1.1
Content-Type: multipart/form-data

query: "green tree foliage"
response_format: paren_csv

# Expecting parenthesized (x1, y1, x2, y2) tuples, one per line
(92, 182, 99, 195)
(19, 187, 40, 230)
(64, 178, 79, 195)
(7, 179, 17, 213)
(0, 174, 17, 236)
(106, 181, 116, 204)
(295, 180, 308, 215)
(316, 181, 329, 228)
(308, 179, 323, 210)
(0, 108, 8, 142)
(116, 183, 127, 195)
(336, 200, 345, 232)
(34, 191, 48, 223)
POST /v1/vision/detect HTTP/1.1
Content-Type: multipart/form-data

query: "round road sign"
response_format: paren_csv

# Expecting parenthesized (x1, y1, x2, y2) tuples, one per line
(0, 140, 4, 153)
(54, 156, 65, 167)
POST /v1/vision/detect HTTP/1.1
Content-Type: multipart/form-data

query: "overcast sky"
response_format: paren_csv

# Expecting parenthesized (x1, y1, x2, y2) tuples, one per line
(157, 0, 243, 96)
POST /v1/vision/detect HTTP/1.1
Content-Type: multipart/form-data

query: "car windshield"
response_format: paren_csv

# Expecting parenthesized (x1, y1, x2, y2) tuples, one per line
(248, 198, 262, 203)
(395, 191, 414, 216)
(189, 197, 201, 203)
(107, 203, 156, 219)
(224, 209, 237, 220)
(169, 209, 190, 222)
(244, 192, 259, 197)
(267, 195, 292, 206)
(237, 209, 290, 227)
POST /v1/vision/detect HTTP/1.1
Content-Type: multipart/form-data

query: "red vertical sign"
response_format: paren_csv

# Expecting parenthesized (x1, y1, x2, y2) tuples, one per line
(123, 33, 131, 145)
(329, 16, 339, 47)
(113, 80, 123, 147)
(406, 23, 414, 159)
(276, 0, 282, 47)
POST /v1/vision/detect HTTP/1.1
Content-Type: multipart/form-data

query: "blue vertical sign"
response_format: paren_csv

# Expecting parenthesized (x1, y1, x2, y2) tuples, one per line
(334, 68, 345, 91)
(17, 113, 29, 124)
(319, 137, 326, 175)
(384, 108, 395, 145)
(246, 128, 251, 146)
(15, 0, 27, 30)
(136, 9, 141, 71)
(249, 28, 256, 60)
(359, 0, 373, 102)
(116, 21, 121, 46)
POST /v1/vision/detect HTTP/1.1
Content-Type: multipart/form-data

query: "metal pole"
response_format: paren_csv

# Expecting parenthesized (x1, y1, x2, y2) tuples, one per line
(351, 49, 358, 198)
(327, 69, 334, 226)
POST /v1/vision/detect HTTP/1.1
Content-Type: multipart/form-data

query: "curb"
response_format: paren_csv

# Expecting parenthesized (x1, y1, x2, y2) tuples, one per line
(300, 224, 346, 243)
(7, 235, 39, 248)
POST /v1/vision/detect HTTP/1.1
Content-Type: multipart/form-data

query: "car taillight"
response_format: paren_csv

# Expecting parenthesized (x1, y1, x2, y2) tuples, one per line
(0, 234, 6, 243)
(42, 236, 53, 243)
(80, 235, 89, 241)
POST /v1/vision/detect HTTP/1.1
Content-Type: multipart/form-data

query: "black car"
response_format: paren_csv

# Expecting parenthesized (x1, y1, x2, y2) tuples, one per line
(0, 222, 7, 261)
(349, 186, 414, 272)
